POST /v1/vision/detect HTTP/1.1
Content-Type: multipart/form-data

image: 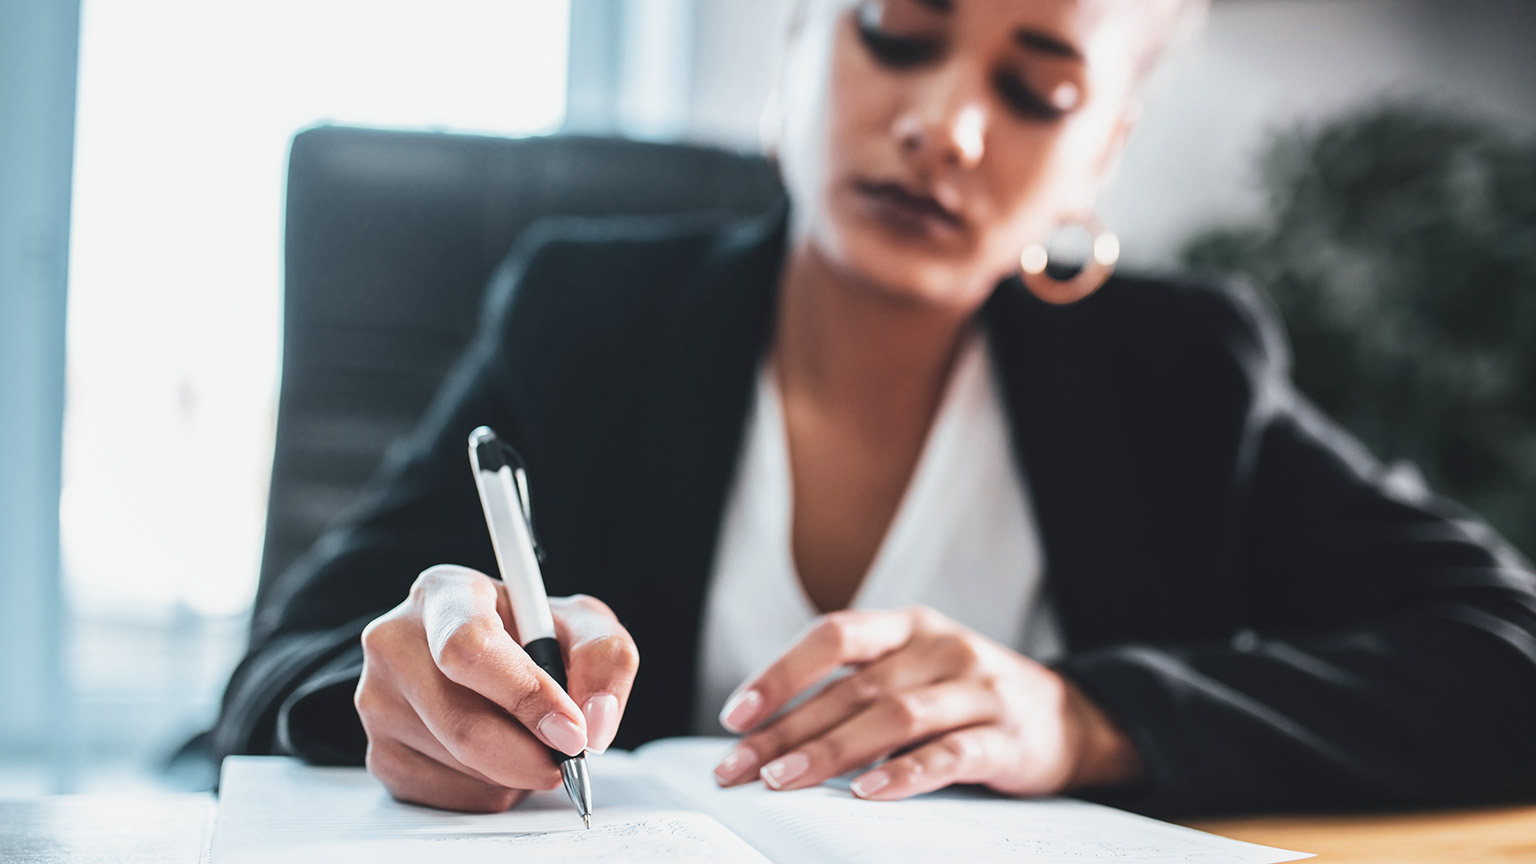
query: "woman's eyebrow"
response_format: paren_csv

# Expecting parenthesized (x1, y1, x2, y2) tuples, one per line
(1014, 29, 1084, 61)
(911, 0, 954, 12)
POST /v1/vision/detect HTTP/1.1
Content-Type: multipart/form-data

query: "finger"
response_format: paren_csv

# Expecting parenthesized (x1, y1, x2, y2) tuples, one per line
(550, 595, 640, 754)
(715, 633, 982, 785)
(850, 727, 1002, 801)
(356, 673, 513, 788)
(394, 656, 565, 793)
(720, 608, 926, 733)
(367, 738, 530, 813)
(757, 679, 1004, 792)
(356, 667, 500, 787)
(415, 564, 588, 755)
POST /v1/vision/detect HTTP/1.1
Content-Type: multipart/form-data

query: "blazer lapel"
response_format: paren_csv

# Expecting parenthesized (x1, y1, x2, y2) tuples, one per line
(983, 279, 1183, 651)
(602, 197, 789, 747)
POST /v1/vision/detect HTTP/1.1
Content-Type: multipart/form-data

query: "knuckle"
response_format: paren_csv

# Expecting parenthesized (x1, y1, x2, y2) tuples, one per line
(456, 788, 520, 814)
(939, 733, 976, 767)
(359, 618, 383, 654)
(583, 635, 640, 679)
(744, 728, 784, 760)
(410, 566, 451, 600)
(353, 681, 380, 721)
(906, 605, 938, 630)
(812, 735, 850, 768)
(814, 613, 855, 655)
(483, 788, 523, 812)
(886, 693, 927, 735)
(937, 633, 981, 671)
(443, 712, 495, 764)
(506, 668, 553, 719)
(413, 564, 487, 603)
(888, 754, 925, 784)
(364, 743, 402, 785)
(435, 619, 495, 676)
(846, 673, 884, 706)
(359, 615, 402, 658)
(566, 593, 611, 616)
(913, 605, 955, 633)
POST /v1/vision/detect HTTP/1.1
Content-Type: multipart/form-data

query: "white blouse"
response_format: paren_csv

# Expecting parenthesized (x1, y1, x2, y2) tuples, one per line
(691, 328, 1063, 735)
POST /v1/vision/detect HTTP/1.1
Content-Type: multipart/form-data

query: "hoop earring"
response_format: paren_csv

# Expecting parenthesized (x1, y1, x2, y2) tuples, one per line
(1018, 214, 1120, 305)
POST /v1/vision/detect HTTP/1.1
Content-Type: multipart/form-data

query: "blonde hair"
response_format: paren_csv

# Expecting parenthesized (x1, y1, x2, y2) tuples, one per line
(1140, 0, 1211, 80)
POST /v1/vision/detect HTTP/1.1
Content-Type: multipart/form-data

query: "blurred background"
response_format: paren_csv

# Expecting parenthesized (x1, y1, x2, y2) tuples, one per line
(2, 0, 1533, 795)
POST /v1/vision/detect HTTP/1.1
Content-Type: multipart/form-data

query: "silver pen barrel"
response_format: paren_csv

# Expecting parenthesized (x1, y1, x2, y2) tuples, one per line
(561, 755, 593, 828)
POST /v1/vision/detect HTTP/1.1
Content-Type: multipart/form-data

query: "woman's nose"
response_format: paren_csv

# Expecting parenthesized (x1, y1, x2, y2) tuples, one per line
(892, 76, 987, 172)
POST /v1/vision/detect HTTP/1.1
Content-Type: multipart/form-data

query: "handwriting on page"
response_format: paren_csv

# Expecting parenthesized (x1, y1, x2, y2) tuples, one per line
(219, 813, 767, 864)
(212, 755, 772, 864)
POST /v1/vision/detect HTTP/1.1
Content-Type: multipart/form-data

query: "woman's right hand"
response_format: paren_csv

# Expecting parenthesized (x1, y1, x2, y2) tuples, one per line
(355, 564, 639, 812)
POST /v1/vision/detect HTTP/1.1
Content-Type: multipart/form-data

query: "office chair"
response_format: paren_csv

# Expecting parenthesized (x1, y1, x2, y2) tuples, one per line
(169, 127, 780, 788)
(256, 125, 783, 610)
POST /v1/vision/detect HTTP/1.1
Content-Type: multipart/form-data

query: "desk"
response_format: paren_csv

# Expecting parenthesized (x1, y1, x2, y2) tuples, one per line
(3, 793, 1534, 862)
(1186, 807, 1536, 863)
(0, 794, 213, 864)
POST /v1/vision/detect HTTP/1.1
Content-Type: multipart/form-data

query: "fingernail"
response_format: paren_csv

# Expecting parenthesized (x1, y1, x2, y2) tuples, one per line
(719, 688, 763, 732)
(760, 751, 809, 789)
(581, 694, 619, 755)
(712, 743, 760, 785)
(851, 769, 891, 798)
(537, 713, 587, 756)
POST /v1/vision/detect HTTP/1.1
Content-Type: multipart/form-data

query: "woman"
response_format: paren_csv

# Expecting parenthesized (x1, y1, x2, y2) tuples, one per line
(213, 0, 1536, 817)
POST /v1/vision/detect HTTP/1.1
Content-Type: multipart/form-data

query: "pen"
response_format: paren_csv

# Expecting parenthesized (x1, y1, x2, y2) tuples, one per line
(467, 426, 594, 829)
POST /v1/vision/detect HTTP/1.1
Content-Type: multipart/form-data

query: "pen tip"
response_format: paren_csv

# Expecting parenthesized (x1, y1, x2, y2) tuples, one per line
(583, 814, 591, 830)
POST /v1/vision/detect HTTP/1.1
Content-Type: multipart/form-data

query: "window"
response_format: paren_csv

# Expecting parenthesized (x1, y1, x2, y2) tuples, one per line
(58, 0, 570, 791)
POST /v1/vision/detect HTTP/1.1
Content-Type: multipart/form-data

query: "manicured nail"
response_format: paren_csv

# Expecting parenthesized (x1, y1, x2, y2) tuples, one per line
(719, 688, 763, 732)
(760, 751, 810, 789)
(538, 713, 587, 756)
(713, 743, 761, 785)
(582, 694, 619, 755)
(851, 769, 891, 798)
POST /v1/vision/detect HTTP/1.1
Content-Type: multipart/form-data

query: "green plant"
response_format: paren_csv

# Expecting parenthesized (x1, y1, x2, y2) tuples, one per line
(1181, 102, 1536, 557)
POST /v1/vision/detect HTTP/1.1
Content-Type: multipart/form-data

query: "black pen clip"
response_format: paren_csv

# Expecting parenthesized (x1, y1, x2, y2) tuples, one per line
(509, 462, 545, 564)
(471, 426, 545, 563)
(502, 444, 545, 564)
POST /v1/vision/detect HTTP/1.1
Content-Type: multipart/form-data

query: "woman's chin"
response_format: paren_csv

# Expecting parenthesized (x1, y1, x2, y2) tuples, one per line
(831, 230, 985, 310)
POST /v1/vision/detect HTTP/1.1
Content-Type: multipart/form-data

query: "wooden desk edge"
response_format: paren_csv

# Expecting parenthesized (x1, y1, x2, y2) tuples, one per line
(1185, 804, 1536, 863)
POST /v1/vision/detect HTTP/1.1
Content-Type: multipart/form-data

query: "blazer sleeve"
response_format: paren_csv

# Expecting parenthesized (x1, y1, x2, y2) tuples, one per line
(209, 225, 578, 765)
(1056, 280, 1536, 816)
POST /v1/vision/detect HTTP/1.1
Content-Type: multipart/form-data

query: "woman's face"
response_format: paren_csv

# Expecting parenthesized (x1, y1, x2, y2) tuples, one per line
(776, 0, 1170, 308)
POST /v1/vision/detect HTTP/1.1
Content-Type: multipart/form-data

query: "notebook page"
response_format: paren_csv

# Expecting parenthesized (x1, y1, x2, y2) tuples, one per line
(210, 754, 770, 864)
(636, 737, 1312, 864)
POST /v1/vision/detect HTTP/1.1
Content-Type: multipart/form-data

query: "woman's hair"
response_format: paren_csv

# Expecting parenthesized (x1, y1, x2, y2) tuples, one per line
(1140, 0, 1211, 81)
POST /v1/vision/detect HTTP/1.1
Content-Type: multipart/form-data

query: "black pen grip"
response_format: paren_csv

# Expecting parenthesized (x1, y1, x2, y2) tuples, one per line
(523, 636, 579, 763)
(524, 636, 567, 691)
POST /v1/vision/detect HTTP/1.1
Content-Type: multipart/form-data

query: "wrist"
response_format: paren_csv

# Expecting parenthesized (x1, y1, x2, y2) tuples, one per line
(1062, 677, 1146, 791)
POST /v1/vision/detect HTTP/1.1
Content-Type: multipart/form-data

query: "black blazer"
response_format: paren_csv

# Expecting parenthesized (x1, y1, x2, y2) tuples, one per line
(213, 196, 1536, 817)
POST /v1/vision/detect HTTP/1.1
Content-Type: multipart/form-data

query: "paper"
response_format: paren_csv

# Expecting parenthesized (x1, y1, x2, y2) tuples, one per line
(210, 754, 770, 864)
(636, 738, 1312, 864)
(213, 742, 1310, 864)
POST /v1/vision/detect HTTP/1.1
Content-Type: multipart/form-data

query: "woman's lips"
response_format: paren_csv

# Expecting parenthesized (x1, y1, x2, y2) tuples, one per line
(854, 179, 965, 236)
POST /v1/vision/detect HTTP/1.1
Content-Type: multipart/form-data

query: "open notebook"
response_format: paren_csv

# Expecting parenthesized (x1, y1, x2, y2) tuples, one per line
(211, 737, 1310, 863)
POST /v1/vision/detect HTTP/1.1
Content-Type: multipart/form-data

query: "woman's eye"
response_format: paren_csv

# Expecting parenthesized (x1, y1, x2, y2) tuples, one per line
(993, 72, 1068, 121)
(856, 14, 941, 68)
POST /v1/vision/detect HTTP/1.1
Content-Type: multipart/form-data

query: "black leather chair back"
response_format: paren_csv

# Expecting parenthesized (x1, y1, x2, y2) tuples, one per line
(257, 126, 781, 608)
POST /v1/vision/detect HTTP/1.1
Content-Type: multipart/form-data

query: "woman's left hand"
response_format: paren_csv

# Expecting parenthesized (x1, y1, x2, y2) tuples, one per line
(711, 606, 1145, 800)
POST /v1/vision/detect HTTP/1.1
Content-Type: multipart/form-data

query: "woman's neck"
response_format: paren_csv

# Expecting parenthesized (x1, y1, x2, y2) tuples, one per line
(771, 240, 976, 431)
